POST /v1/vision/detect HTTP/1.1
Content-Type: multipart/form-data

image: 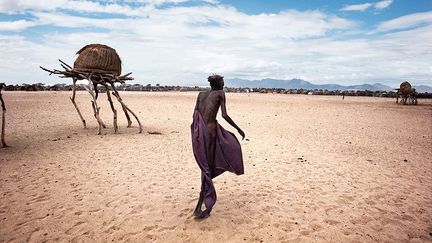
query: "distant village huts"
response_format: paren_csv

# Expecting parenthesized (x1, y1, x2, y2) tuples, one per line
(2, 83, 431, 99)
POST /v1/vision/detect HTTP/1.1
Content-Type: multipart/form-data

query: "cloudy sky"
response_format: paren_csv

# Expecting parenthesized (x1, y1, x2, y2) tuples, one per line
(0, 0, 431, 87)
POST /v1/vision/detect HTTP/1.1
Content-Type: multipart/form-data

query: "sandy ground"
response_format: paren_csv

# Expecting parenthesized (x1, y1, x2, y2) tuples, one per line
(0, 91, 431, 242)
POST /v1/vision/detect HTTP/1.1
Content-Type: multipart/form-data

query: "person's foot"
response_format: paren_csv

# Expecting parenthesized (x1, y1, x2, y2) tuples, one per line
(194, 210, 210, 219)
(193, 209, 202, 217)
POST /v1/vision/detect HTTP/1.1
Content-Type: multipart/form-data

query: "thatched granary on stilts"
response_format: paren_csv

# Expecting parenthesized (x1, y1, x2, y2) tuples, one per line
(396, 81, 418, 105)
(41, 44, 143, 134)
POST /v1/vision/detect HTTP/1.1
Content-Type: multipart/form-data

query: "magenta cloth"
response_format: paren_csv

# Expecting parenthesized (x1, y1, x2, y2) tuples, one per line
(191, 111, 244, 217)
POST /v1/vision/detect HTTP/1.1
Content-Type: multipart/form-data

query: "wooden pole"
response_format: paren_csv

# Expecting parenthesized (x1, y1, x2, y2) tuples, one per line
(0, 83, 7, 148)
(110, 82, 143, 133)
(70, 78, 87, 128)
(82, 77, 104, 135)
(92, 83, 107, 129)
(112, 83, 132, 127)
(104, 83, 118, 133)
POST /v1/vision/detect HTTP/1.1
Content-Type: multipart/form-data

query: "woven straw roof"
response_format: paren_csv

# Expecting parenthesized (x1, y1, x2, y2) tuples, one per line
(73, 44, 122, 75)
(400, 81, 411, 92)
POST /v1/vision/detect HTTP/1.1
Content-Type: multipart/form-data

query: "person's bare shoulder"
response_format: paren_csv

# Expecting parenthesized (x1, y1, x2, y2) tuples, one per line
(197, 91, 206, 100)
(217, 90, 225, 98)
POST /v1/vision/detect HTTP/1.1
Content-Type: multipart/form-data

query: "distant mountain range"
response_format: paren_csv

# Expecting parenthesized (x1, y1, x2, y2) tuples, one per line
(225, 78, 432, 92)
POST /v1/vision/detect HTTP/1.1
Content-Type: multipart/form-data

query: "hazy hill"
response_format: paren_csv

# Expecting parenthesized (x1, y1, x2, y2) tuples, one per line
(415, 85, 432, 93)
(226, 78, 432, 92)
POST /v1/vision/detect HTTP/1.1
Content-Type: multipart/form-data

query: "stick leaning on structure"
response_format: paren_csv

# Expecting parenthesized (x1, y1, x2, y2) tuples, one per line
(0, 83, 7, 148)
(40, 44, 143, 134)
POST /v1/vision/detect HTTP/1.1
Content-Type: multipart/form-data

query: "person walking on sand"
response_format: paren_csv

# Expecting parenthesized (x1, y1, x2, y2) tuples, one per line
(191, 74, 245, 218)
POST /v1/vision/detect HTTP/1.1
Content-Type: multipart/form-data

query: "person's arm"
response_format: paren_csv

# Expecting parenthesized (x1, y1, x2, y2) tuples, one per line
(194, 93, 201, 111)
(220, 92, 245, 140)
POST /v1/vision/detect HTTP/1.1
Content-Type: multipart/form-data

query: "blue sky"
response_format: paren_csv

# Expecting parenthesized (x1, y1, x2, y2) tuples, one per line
(0, 0, 431, 87)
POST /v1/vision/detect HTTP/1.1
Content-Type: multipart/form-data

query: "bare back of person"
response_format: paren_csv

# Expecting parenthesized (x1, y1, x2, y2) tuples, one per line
(196, 90, 223, 137)
(194, 90, 224, 179)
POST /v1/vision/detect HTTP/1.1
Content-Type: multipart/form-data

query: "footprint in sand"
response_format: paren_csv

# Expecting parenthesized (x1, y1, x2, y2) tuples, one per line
(65, 221, 87, 235)
(177, 208, 190, 217)
(25, 227, 41, 242)
(28, 194, 51, 203)
(103, 224, 121, 234)
(325, 219, 340, 225)
(350, 216, 372, 225)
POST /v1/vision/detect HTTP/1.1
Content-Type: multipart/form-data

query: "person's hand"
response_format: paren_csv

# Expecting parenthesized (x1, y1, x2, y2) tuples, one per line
(238, 129, 245, 140)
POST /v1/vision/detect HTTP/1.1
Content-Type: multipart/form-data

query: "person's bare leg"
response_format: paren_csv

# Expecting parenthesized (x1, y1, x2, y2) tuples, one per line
(194, 177, 205, 216)
(194, 131, 216, 218)
(208, 133, 216, 177)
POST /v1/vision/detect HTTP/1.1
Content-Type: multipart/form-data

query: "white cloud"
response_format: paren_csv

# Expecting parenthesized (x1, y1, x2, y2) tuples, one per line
(0, 0, 214, 14)
(0, 19, 37, 31)
(124, 0, 188, 4)
(341, 3, 373, 12)
(0, 0, 146, 15)
(0, 0, 67, 13)
(203, 0, 219, 4)
(341, 0, 393, 12)
(1, 6, 356, 39)
(125, 0, 218, 5)
(32, 12, 131, 29)
(376, 11, 432, 32)
(374, 0, 393, 10)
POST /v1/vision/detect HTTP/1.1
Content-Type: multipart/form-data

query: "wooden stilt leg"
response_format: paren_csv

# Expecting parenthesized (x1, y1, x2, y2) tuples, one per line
(93, 83, 107, 128)
(84, 80, 103, 135)
(104, 83, 118, 133)
(124, 106, 132, 128)
(70, 78, 87, 128)
(110, 83, 143, 133)
(0, 88, 7, 148)
(110, 83, 132, 127)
